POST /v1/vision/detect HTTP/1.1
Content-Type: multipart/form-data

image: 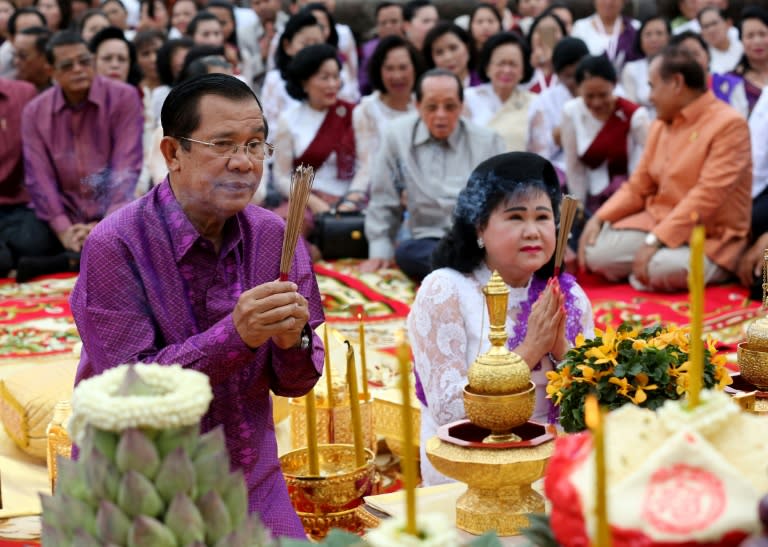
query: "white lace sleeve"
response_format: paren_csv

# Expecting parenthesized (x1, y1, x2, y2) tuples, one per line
(272, 113, 294, 199)
(570, 282, 595, 339)
(349, 101, 375, 195)
(407, 271, 470, 428)
(527, 103, 552, 158)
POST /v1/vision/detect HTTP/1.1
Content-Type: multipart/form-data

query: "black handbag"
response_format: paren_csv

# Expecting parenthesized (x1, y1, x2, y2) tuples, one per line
(313, 210, 368, 260)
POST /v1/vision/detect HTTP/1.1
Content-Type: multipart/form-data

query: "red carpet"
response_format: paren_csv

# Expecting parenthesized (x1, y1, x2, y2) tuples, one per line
(0, 266, 761, 361)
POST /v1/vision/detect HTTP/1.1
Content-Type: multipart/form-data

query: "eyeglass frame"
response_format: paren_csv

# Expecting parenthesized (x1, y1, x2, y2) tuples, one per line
(54, 53, 94, 73)
(174, 136, 275, 161)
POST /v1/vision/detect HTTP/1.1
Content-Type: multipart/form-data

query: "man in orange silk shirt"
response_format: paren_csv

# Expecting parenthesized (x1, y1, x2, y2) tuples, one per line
(577, 43, 752, 292)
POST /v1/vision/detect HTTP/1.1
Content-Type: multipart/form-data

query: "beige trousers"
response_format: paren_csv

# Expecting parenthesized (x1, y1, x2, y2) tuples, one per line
(585, 224, 729, 292)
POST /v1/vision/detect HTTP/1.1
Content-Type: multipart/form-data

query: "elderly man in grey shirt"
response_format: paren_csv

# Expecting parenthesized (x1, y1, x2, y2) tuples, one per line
(360, 68, 506, 282)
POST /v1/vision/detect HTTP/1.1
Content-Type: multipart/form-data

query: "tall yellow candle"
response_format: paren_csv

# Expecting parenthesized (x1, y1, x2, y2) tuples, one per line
(344, 340, 367, 468)
(323, 324, 334, 409)
(688, 225, 705, 409)
(396, 331, 417, 537)
(585, 394, 610, 547)
(358, 312, 370, 400)
(304, 388, 320, 476)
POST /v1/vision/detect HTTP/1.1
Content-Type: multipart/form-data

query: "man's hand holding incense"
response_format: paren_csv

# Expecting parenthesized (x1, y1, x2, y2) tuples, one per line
(233, 281, 309, 350)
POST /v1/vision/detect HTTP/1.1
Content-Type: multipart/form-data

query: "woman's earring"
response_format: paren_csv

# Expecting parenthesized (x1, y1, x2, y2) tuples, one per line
(477, 237, 485, 249)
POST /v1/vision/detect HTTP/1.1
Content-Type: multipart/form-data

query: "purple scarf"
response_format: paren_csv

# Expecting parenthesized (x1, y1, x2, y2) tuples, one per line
(413, 273, 583, 425)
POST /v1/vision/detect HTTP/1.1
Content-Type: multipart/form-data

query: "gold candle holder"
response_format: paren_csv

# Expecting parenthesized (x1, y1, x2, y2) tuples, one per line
(46, 400, 72, 494)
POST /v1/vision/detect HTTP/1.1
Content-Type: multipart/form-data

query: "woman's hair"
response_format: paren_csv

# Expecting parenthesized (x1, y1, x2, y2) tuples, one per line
(575, 53, 617, 85)
(633, 14, 671, 58)
(156, 36, 194, 85)
(696, 6, 727, 24)
(133, 28, 165, 52)
(285, 42, 340, 100)
(552, 36, 589, 73)
(187, 10, 219, 39)
(735, 5, 768, 75)
(206, 0, 238, 48)
(299, 2, 339, 48)
(78, 9, 108, 34)
(668, 30, 710, 61)
(468, 3, 502, 49)
(35, 0, 71, 30)
(274, 11, 320, 76)
(177, 44, 229, 81)
(432, 152, 562, 277)
(367, 34, 424, 94)
(526, 11, 566, 48)
(89, 25, 141, 85)
(422, 21, 475, 72)
(477, 31, 533, 84)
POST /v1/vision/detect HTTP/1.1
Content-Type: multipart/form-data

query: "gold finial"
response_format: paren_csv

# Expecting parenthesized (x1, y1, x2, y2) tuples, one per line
(483, 270, 510, 348)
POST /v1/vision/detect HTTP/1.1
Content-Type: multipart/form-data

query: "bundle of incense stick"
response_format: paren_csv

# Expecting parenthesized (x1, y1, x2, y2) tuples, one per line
(279, 165, 315, 281)
(554, 195, 579, 276)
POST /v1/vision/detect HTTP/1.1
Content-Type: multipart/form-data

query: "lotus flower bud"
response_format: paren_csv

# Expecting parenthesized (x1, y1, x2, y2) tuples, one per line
(73, 528, 102, 547)
(96, 500, 131, 545)
(194, 426, 227, 461)
(117, 470, 164, 518)
(81, 424, 119, 461)
(126, 516, 178, 547)
(197, 489, 233, 544)
(247, 512, 275, 547)
(194, 451, 228, 498)
(84, 448, 119, 503)
(155, 446, 197, 502)
(41, 522, 69, 546)
(165, 493, 205, 545)
(40, 495, 69, 537)
(155, 424, 199, 459)
(221, 470, 248, 527)
(59, 494, 98, 538)
(116, 427, 161, 478)
(54, 457, 94, 506)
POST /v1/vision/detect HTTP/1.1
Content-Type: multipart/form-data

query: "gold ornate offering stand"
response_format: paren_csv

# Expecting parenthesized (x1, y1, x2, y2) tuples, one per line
(426, 271, 555, 536)
(733, 248, 768, 414)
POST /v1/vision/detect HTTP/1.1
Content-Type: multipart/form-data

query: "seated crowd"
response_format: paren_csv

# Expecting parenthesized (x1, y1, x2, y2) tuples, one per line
(0, 0, 767, 298)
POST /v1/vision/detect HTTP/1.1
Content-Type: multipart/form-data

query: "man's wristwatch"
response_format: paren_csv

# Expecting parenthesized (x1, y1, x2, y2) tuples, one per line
(292, 324, 311, 351)
(644, 232, 662, 249)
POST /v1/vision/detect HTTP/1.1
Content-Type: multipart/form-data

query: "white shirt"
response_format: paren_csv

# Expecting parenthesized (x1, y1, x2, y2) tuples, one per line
(526, 82, 573, 172)
(571, 14, 640, 70)
(273, 101, 350, 198)
(621, 58, 655, 117)
(407, 264, 594, 486)
(749, 87, 768, 198)
(709, 38, 744, 74)
(464, 83, 533, 152)
(260, 69, 300, 139)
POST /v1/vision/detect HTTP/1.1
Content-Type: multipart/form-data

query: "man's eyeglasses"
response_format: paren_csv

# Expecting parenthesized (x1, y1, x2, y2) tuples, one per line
(176, 137, 275, 161)
(55, 54, 93, 72)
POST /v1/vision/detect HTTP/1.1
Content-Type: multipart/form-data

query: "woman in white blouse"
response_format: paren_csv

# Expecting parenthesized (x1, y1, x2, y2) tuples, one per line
(571, 0, 640, 72)
(347, 35, 421, 210)
(463, 32, 534, 152)
(698, 7, 743, 74)
(620, 15, 670, 117)
(407, 152, 594, 485)
(561, 54, 649, 215)
(273, 43, 356, 215)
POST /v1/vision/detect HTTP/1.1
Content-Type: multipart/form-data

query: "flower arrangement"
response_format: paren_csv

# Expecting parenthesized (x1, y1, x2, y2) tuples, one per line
(546, 322, 733, 432)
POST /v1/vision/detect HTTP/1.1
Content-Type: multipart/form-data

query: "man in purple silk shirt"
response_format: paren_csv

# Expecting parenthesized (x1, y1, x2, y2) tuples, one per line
(0, 78, 57, 277)
(70, 73, 324, 539)
(19, 30, 142, 281)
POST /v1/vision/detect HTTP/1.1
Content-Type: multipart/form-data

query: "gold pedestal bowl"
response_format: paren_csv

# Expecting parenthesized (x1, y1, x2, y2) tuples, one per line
(290, 396, 377, 453)
(737, 342, 768, 391)
(463, 382, 535, 443)
(426, 421, 555, 536)
(280, 444, 377, 539)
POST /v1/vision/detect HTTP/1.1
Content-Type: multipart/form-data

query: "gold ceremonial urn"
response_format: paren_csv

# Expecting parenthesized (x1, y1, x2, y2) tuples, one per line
(732, 248, 768, 412)
(426, 270, 555, 536)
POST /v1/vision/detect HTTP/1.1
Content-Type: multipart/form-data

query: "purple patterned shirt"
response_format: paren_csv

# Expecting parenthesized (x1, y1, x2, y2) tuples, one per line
(71, 180, 325, 539)
(21, 76, 142, 234)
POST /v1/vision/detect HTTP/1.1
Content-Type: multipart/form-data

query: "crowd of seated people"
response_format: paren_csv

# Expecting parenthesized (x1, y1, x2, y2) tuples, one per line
(0, 0, 767, 298)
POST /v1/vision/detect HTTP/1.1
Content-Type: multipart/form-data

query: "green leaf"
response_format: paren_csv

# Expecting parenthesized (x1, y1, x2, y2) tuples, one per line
(466, 531, 503, 546)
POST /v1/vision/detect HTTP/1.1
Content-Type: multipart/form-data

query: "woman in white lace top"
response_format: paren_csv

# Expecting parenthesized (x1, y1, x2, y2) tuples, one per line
(407, 152, 594, 485)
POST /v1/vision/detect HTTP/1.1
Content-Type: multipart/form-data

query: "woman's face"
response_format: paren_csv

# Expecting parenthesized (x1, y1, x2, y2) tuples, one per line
(0, 1, 14, 37)
(699, 10, 729, 50)
(81, 14, 111, 43)
(137, 37, 163, 82)
(640, 18, 669, 57)
(531, 16, 564, 65)
(304, 57, 341, 110)
(36, 0, 62, 30)
(551, 7, 573, 34)
(405, 5, 437, 48)
(380, 46, 415, 97)
(478, 191, 556, 286)
(170, 45, 190, 79)
(594, 0, 624, 21)
(193, 19, 223, 46)
(102, 0, 128, 29)
(95, 38, 130, 82)
(311, 9, 331, 41)
(680, 36, 710, 74)
(171, 0, 197, 35)
(140, 0, 169, 31)
(517, 0, 547, 18)
(207, 5, 234, 41)
(470, 7, 500, 49)
(488, 42, 524, 94)
(742, 18, 768, 66)
(431, 32, 470, 79)
(579, 75, 616, 121)
(284, 24, 324, 56)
